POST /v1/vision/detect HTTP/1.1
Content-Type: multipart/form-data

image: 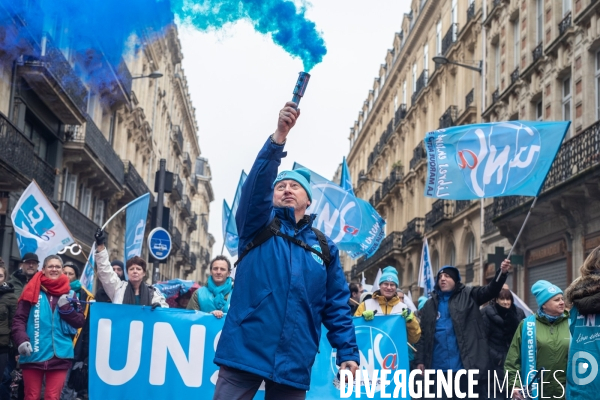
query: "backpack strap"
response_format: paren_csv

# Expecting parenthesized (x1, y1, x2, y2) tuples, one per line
(234, 218, 282, 267)
(311, 227, 331, 267)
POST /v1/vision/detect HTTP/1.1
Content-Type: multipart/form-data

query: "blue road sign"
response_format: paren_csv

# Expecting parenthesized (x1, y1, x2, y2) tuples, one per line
(147, 227, 171, 260)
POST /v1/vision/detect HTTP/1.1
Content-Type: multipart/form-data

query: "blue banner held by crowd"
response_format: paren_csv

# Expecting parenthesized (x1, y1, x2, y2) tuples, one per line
(424, 121, 570, 200)
(293, 162, 386, 259)
(89, 303, 410, 399)
(124, 193, 150, 261)
(154, 279, 195, 299)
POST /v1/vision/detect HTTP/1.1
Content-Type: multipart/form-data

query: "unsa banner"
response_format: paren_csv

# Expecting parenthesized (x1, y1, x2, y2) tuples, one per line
(89, 303, 410, 399)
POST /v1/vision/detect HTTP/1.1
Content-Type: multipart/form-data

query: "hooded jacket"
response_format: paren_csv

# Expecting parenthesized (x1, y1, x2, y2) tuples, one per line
(504, 312, 570, 399)
(9, 269, 29, 297)
(0, 283, 17, 352)
(414, 267, 507, 372)
(354, 291, 421, 344)
(214, 138, 359, 391)
(564, 273, 600, 400)
(481, 302, 525, 371)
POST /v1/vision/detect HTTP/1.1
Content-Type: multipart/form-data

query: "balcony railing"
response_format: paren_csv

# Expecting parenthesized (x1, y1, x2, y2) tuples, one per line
(183, 152, 192, 176)
(180, 195, 192, 218)
(559, 12, 572, 36)
(181, 242, 190, 261)
(172, 125, 183, 155)
(402, 218, 424, 248)
(467, 1, 476, 22)
(466, 88, 475, 109)
(171, 174, 183, 201)
(124, 161, 149, 198)
(510, 67, 520, 85)
(59, 201, 99, 245)
(425, 200, 452, 232)
(172, 226, 182, 249)
(532, 42, 544, 63)
(409, 142, 427, 170)
(492, 89, 500, 105)
(354, 231, 403, 276)
(454, 200, 473, 215)
(439, 105, 458, 129)
(395, 104, 407, 128)
(411, 70, 429, 105)
(381, 166, 404, 200)
(0, 112, 55, 198)
(441, 23, 459, 56)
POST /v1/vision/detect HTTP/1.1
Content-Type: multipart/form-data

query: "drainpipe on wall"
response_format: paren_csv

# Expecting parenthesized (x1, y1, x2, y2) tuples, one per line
(480, 0, 487, 287)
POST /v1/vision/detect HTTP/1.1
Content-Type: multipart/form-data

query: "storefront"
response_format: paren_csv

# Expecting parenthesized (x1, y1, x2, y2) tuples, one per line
(525, 240, 569, 311)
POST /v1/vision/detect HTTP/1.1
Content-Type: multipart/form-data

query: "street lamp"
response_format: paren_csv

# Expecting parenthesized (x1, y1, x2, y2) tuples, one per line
(132, 70, 164, 80)
(358, 174, 384, 184)
(432, 56, 482, 73)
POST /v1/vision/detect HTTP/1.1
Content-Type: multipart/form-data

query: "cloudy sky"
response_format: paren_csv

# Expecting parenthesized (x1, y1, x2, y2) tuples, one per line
(179, 1, 411, 255)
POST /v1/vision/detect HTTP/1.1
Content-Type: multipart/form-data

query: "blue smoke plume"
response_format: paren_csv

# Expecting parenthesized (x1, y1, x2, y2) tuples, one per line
(0, 0, 326, 76)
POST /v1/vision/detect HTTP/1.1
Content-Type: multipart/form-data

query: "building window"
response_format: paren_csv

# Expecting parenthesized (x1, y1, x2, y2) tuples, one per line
(80, 186, 92, 217)
(596, 51, 600, 120)
(403, 80, 407, 104)
(23, 121, 48, 161)
(436, 20, 442, 55)
(536, 100, 543, 121)
(412, 63, 417, 93)
(431, 250, 439, 274)
(536, 0, 543, 44)
(63, 170, 77, 206)
(563, 0, 571, 15)
(394, 92, 398, 111)
(494, 44, 500, 89)
(467, 235, 476, 264)
(108, 111, 116, 146)
(447, 243, 456, 266)
(563, 77, 572, 138)
(423, 44, 429, 71)
(451, 0, 458, 25)
(513, 18, 520, 69)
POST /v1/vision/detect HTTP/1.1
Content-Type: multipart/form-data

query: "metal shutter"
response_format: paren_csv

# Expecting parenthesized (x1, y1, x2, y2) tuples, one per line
(526, 259, 567, 311)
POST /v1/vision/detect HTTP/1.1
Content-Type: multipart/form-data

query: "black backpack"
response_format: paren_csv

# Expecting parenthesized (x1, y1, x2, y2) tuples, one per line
(234, 217, 331, 268)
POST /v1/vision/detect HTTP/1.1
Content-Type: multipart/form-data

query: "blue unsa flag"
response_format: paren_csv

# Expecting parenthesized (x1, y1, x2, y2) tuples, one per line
(293, 161, 385, 259)
(424, 121, 570, 200)
(223, 171, 247, 257)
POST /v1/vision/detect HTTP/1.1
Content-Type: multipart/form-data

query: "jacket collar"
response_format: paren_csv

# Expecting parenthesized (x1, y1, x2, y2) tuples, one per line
(273, 207, 316, 231)
(372, 291, 401, 306)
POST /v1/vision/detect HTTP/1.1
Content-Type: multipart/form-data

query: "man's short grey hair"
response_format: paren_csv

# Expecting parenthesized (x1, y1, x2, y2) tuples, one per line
(43, 255, 63, 268)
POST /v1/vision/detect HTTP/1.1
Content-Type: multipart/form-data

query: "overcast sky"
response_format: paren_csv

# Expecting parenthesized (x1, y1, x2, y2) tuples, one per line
(179, 1, 411, 255)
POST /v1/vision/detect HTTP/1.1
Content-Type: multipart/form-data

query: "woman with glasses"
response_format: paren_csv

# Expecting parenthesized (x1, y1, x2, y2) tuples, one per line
(12, 255, 84, 400)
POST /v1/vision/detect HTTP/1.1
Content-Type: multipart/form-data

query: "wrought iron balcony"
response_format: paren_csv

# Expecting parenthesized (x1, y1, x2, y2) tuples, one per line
(425, 200, 452, 232)
(59, 201, 99, 246)
(172, 226, 182, 250)
(181, 242, 190, 261)
(466, 88, 475, 108)
(171, 174, 183, 201)
(532, 42, 544, 63)
(439, 105, 458, 129)
(467, 1, 476, 22)
(394, 104, 407, 129)
(381, 166, 404, 199)
(441, 23, 459, 56)
(18, 37, 88, 125)
(171, 125, 183, 155)
(411, 70, 429, 105)
(354, 231, 403, 276)
(510, 67, 520, 85)
(559, 12, 572, 36)
(492, 89, 500, 105)
(380, 119, 394, 146)
(409, 142, 427, 170)
(182, 152, 192, 177)
(0, 112, 55, 198)
(454, 200, 473, 215)
(402, 217, 425, 248)
(187, 212, 198, 232)
(180, 195, 192, 218)
(124, 161, 150, 199)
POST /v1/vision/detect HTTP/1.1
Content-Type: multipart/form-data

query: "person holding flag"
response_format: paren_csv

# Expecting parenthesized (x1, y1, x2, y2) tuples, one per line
(213, 102, 359, 399)
(92, 230, 167, 307)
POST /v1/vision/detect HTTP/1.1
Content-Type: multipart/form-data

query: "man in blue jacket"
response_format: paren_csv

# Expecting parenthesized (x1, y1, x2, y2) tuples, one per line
(213, 102, 359, 399)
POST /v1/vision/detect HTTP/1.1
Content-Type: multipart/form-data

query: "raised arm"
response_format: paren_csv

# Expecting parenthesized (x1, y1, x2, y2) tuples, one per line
(471, 260, 510, 305)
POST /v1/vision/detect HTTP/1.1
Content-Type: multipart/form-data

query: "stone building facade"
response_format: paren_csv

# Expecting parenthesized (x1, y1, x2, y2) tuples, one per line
(0, 3, 214, 286)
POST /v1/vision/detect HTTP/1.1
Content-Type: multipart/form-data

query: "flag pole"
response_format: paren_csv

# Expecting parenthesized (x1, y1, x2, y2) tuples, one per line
(220, 241, 225, 256)
(496, 197, 538, 282)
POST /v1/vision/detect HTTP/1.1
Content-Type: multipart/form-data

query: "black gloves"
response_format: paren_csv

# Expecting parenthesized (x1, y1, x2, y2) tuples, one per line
(95, 228, 106, 246)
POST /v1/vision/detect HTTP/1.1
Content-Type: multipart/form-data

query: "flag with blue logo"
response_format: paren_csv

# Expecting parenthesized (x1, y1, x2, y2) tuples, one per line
(424, 121, 570, 200)
(11, 181, 75, 264)
(418, 238, 435, 297)
(223, 171, 246, 257)
(222, 200, 238, 257)
(293, 163, 386, 259)
(80, 248, 95, 292)
(124, 193, 150, 262)
(340, 157, 355, 196)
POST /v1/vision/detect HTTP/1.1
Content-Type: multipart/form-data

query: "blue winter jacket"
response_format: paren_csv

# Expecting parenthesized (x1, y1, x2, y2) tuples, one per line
(214, 138, 359, 390)
(431, 290, 464, 371)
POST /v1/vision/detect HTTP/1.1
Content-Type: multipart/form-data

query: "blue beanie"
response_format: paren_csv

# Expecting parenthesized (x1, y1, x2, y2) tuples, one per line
(418, 296, 428, 311)
(379, 266, 399, 286)
(273, 169, 312, 202)
(531, 280, 563, 308)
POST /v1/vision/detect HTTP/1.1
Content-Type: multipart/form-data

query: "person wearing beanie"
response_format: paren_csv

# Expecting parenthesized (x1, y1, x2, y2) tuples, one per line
(354, 266, 421, 344)
(415, 260, 511, 398)
(212, 102, 359, 399)
(505, 280, 569, 399)
(565, 246, 600, 400)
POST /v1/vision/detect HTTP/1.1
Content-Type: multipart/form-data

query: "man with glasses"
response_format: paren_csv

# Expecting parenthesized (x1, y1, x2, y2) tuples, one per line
(9, 253, 39, 297)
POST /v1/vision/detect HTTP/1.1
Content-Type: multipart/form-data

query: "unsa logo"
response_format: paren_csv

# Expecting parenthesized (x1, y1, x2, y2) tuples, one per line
(311, 244, 323, 265)
(456, 122, 541, 197)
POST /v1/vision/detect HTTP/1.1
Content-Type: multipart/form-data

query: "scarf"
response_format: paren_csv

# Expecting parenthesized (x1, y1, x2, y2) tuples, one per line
(122, 281, 152, 306)
(521, 314, 538, 400)
(70, 280, 82, 292)
(537, 308, 562, 323)
(19, 271, 71, 304)
(207, 276, 233, 311)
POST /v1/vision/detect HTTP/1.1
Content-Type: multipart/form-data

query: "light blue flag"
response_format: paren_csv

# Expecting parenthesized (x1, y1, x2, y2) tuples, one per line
(293, 163, 386, 259)
(340, 157, 355, 197)
(80, 249, 95, 292)
(125, 193, 150, 262)
(424, 121, 570, 200)
(154, 279, 195, 299)
(224, 171, 247, 257)
(418, 238, 435, 298)
(222, 200, 231, 242)
(222, 200, 238, 257)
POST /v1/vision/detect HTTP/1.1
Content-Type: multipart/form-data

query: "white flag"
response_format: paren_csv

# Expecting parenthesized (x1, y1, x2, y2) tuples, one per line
(11, 181, 75, 264)
(511, 290, 533, 317)
(418, 238, 436, 297)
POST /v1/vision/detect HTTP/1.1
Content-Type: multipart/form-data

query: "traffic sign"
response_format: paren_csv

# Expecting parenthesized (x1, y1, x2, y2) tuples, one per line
(148, 227, 172, 260)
